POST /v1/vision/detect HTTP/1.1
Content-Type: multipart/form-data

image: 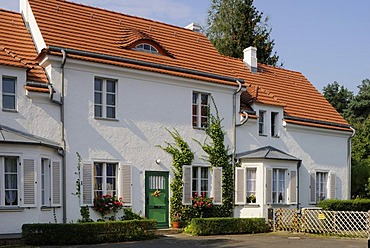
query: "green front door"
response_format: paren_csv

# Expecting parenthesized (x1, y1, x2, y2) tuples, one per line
(145, 171, 169, 228)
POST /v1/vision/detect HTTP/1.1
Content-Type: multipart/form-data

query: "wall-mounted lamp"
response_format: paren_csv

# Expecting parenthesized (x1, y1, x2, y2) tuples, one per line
(155, 159, 161, 164)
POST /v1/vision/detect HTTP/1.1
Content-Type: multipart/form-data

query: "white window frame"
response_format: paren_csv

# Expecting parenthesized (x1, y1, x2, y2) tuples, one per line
(94, 77, 117, 119)
(41, 158, 51, 206)
(316, 172, 328, 202)
(192, 92, 209, 129)
(246, 168, 257, 203)
(309, 170, 336, 204)
(272, 168, 287, 204)
(2, 76, 17, 111)
(93, 162, 119, 198)
(235, 166, 258, 205)
(192, 166, 210, 197)
(0, 156, 20, 207)
(258, 110, 266, 135)
(134, 43, 158, 54)
(271, 112, 279, 137)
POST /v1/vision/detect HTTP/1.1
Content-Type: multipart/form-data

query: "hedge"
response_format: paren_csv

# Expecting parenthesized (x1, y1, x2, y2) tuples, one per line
(317, 199, 370, 211)
(22, 219, 157, 246)
(184, 217, 269, 236)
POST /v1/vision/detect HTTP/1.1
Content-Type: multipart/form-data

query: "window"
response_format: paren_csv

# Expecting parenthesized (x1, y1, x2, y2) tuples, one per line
(94, 162, 118, 198)
(94, 77, 117, 119)
(271, 112, 279, 137)
(316, 172, 328, 202)
(134, 43, 158, 54)
(192, 167, 209, 197)
(0, 157, 19, 206)
(258, 110, 266, 135)
(2, 76, 16, 110)
(246, 168, 256, 203)
(272, 169, 286, 204)
(41, 158, 51, 206)
(182, 165, 222, 205)
(192, 92, 209, 128)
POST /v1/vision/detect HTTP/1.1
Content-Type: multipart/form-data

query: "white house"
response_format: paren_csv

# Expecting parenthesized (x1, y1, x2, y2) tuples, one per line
(0, 0, 353, 234)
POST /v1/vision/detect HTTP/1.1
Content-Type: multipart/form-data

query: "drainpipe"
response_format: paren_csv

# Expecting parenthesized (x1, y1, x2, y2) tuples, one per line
(60, 49, 67, 224)
(347, 126, 355, 199)
(297, 160, 302, 211)
(232, 80, 242, 206)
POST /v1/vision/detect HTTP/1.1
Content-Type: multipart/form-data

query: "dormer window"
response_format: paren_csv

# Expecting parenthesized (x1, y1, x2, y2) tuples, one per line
(134, 43, 158, 54)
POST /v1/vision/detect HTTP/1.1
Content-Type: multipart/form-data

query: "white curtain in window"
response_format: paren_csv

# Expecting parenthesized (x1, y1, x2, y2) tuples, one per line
(5, 158, 17, 205)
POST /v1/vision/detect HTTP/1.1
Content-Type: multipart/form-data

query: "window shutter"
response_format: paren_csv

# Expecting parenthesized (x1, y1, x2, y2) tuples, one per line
(309, 171, 316, 204)
(289, 170, 297, 204)
(265, 168, 272, 204)
(23, 159, 36, 207)
(235, 167, 246, 205)
(182, 165, 192, 205)
(82, 162, 93, 205)
(51, 161, 61, 206)
(120, 164, 132, 206)
(212, 167, 222, 205)
(329, 172, 336, 199)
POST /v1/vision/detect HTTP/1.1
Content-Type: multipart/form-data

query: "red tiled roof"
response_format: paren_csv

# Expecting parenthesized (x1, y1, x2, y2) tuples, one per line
(27, 0, 350, 131)
(0, 9, 48, 84)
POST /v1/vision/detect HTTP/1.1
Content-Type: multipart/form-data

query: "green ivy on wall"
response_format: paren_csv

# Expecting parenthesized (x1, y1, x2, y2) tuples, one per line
(157, 128, 194, 222)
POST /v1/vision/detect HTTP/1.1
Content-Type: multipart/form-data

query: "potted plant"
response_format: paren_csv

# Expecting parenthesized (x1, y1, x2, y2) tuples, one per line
(172, 212, 182, 228)
(247, 194, 256, 203)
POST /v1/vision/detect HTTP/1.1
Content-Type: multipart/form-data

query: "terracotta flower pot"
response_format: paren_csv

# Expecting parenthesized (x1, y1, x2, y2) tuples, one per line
(172, 221, 181, 228)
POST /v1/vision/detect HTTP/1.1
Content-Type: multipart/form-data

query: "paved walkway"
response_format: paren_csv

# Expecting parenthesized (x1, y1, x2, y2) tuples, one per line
(42, 232, 367, 248)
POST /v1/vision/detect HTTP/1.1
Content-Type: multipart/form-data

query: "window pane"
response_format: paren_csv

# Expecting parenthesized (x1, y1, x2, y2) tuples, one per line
(106, 80, 116, 93)
(3, 95, 15, 109)
(94, 105, 102, 117)
(201, 167, 208, 178)
(192, 105, 197, 115)
(192, 116, 197, 127)
(192, 167, 198, 179)
(201, 94, 208, 105)
(201, 106, 208, 116)
(192, 93, 198, 104)
(94, 78, 102, 91)
(106, 93, 115, 105)
(94, 163, 103, 176)
(106, 107, 115, 118)
(106, 163, 116, 176)
(94, 92, 102, 104)
(3, 78, 15, 93)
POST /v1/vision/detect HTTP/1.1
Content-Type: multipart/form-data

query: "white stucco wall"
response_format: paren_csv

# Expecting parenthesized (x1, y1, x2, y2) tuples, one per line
(56, 58, 237, 222)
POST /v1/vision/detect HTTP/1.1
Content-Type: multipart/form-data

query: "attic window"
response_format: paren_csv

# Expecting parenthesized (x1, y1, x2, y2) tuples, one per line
(134, 43, 158, 54)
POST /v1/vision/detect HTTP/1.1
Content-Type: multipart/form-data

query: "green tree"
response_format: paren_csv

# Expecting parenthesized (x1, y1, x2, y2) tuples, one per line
(322, 81, 353, 116)
(206, 0, 280, 66)
(346, 79, 370, 120)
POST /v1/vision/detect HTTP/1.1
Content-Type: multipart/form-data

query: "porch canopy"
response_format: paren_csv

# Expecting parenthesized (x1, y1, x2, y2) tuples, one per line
(236, 146, 301, 161)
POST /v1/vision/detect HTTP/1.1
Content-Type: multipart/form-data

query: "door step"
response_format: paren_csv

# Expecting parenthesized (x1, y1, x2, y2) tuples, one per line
(155, 228, 183, 236)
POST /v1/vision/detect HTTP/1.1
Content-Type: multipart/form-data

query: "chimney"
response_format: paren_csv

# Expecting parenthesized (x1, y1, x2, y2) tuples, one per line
(243, 47, 257, 73)
(185, 23, 201, 33)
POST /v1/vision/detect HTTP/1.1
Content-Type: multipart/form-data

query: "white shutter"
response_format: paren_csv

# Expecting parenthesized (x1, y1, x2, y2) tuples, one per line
(329, 171, 336, 199)
(265, 168, 272, 204)
(51, 161, 61, 206)
(309, 171, 316, 204)
(120, 164, 132, 206)
(182, 165, 192, 205)
(235, 167, 246, 205)
(212, 167, 222, 205)
(82, 162, 93, 205)
(23, 159, 36, 207)
(289, 170, 297, 204)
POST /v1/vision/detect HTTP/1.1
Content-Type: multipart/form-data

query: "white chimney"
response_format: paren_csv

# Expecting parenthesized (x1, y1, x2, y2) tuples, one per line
(185, 23, 201, 33)
(243, 47, 257, 73)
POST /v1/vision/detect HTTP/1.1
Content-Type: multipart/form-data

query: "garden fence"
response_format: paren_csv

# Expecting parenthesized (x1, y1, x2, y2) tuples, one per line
(273, 208, 370, 238)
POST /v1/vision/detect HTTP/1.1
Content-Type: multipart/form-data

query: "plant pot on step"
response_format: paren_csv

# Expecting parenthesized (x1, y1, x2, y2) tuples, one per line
(172, 221, 181, 228)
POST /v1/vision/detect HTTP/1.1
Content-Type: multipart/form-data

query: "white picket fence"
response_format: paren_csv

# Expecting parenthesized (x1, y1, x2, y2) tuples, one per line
(273, 208, 370, 238)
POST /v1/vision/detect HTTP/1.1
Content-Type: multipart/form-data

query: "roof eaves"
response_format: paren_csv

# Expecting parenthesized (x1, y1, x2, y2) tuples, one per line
(284, 115, 350, 130)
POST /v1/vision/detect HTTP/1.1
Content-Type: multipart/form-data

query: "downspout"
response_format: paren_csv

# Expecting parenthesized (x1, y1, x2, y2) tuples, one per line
(297, 160, 302, 211)
(60, 49, 67, 224)
(232, 80, 242, 206)
(347, 126, 355, 199)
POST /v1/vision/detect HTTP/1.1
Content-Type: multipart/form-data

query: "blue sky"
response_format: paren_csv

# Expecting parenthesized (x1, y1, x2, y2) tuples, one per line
(1, 0, 369, 94)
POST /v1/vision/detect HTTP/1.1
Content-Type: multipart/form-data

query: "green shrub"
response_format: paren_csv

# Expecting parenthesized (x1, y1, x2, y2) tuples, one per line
(184, 217, 269, 236)
(120, 208, 144, 220)
(317, 199, 370, 211)
(22, 220, 157, 246)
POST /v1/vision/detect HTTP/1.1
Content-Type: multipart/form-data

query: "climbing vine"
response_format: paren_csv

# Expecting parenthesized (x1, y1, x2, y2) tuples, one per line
(157, 128, 194, 222)
(195, 97, 234, 217)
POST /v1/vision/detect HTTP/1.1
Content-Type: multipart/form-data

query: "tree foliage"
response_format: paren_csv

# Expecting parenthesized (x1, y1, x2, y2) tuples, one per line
(346, 79, 370, 120)
(322, 81, 353, 117)
(206, 0, 280, 66)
